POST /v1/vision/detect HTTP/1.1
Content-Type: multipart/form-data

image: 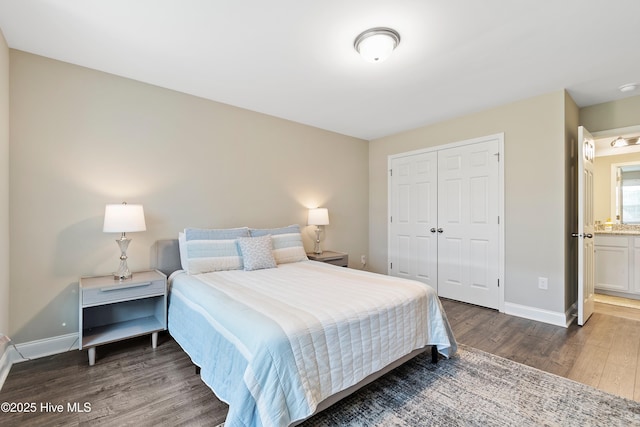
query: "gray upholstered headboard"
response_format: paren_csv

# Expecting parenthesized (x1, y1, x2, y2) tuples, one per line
(150, 239, 181, 277)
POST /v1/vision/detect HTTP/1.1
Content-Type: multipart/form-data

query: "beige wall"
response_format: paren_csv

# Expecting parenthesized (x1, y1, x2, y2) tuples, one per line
(564, 91, 579, 310)
(0, 30, 8, 336)
(580, 95, 640, 132)
(9, 50, 369, 343)
(370, 91, 569, 314)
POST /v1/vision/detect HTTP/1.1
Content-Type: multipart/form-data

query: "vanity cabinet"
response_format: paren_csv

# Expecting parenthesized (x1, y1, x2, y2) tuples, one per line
(595, 234, 640, 298)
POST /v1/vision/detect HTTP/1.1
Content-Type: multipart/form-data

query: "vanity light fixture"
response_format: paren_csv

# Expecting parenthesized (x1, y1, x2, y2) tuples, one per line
(354, 27, 401, 63)
(611, 136, 640, 147)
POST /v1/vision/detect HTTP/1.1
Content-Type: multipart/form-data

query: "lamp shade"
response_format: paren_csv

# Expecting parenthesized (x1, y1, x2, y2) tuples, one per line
(103, 203, 146, 233)
(308, 208, 329, 226)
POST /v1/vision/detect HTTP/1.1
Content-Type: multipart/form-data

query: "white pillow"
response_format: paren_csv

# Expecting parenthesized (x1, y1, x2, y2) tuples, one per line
(237, 235, 277, 271)
(249, 225, 308, 264)
(182, 227, 250, 274)
(178, 231, 188, 271)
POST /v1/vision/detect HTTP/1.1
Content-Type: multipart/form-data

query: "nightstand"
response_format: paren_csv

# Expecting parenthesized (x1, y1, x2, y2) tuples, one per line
(79, 269, 167, 366)
(307, 251, 349, 267)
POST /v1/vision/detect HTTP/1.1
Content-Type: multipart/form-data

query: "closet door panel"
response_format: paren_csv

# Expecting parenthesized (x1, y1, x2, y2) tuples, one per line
(437, 140, 500, 309)
(389, 152, 438, 288)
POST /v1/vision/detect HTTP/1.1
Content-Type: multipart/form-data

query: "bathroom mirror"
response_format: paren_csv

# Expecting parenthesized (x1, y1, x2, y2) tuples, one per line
(593, 126, 640, 226)
(613, 162, 640, 224)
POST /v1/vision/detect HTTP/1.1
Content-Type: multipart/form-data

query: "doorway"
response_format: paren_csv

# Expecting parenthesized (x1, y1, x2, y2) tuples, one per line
(592, 125, 640, 317)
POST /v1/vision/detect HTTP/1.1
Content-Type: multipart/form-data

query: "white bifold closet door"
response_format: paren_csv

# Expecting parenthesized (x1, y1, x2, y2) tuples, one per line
(389, 138, 500, 310)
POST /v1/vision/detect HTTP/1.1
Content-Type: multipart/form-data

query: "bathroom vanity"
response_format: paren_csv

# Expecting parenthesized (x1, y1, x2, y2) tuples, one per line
(595, 231, 640, 299)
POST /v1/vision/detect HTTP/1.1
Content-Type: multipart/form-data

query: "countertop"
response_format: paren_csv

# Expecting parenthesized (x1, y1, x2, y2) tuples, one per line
(595, 230, 640, 235)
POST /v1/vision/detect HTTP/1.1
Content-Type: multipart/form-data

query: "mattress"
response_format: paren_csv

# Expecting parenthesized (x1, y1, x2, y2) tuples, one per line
(168, 260, 457, 427)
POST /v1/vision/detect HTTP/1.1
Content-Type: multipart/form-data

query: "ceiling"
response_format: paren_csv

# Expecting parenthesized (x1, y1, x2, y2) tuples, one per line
(1, 0, 639, 140)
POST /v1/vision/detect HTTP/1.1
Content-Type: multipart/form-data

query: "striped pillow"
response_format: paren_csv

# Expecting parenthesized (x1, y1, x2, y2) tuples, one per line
(249, 225, 308, 264)
(183, 227, 249, 274)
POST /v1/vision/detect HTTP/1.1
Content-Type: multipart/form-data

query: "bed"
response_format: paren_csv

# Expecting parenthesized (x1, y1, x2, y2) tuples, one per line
(151, 227, 457, 427)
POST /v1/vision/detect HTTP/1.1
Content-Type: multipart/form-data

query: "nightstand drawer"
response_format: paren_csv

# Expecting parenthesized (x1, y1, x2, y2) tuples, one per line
(82, 279, 165, 306)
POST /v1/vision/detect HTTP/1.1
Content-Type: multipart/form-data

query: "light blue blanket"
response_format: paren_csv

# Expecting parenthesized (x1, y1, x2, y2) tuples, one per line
(168, 262, 457, 427)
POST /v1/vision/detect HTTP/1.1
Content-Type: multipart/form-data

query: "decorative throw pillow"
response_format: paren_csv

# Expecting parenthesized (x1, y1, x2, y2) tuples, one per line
(249, 224, 308, 264)
(237, 235, 277, 271)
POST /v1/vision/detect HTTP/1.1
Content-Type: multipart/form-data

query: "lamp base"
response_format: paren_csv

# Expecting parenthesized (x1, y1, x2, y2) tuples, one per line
(313, 226, 323, 254)
(113, 236, 132, 281)
(113, 270, 132, 281)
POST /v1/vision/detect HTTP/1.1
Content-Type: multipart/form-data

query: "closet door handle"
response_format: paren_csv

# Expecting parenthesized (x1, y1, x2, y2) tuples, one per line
(430, 228, 437, 233)
(437, 228, 444, 233)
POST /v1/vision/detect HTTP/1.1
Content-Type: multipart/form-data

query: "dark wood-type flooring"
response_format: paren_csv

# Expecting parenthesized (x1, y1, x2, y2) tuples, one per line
(1, 298, 639, 426)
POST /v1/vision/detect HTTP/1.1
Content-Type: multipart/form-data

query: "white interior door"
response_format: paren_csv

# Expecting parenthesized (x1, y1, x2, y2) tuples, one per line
(577, 126, 595, 326)
(389, 152, 438, 289)
(437, 140, 500, 309)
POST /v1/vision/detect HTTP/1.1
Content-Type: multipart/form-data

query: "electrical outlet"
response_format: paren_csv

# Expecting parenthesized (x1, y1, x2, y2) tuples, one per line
(538, 277, 548, 290)
(361, 255, 367, 265)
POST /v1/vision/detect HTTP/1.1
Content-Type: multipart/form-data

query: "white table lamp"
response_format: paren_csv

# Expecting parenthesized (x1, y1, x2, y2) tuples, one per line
(103, 202, 146, 280)
(308, 208, 329, 254)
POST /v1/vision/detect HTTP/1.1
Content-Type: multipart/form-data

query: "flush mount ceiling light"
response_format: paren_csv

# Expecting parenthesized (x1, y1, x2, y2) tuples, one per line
(619, 83, 638, 93)
(611, 136, 640, 147)
(354, 27, 401, 63)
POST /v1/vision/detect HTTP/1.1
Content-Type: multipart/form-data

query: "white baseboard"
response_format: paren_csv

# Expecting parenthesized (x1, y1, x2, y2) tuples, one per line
(504, 302, 570, 328)
(10, 333, 79, 364)
(0, 336, 11, 391)
(0, 333, 78, 390)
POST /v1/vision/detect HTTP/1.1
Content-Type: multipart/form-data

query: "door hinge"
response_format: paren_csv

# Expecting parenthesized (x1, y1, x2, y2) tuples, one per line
(497, 278, 500, 287)
(390, 262, 393, 270)
(390, 169, 393, 177)
(390, 216, 393, 223)
(498, 216, 500, 224)
(494, 152, 500, 162)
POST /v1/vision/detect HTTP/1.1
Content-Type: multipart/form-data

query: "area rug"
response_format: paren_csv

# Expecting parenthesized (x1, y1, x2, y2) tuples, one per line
(296, 344, 640, 426)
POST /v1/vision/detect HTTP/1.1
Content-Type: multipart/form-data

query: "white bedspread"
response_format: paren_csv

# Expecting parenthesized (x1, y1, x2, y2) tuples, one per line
(168, 260, 457, 427)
